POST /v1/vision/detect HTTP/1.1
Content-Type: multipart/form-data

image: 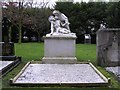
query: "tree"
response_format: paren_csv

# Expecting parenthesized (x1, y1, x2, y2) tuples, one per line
(28, 8, 52, 42)
(55, 2, 108, 33)
(86, 2, 107, 31)
(2, 2, 18, 42)
(55, 2, 109, 44)
(55, 2, 83, 35)
(2, 0, 34, 44)
(24, 1, 55, 42)
(106, 2, 120, 28)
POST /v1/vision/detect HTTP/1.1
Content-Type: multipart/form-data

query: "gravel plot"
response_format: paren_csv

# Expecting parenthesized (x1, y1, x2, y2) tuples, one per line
(0, 61, 13, 71)
(106, 66, 120, 81)
(15, 64, 105, 84)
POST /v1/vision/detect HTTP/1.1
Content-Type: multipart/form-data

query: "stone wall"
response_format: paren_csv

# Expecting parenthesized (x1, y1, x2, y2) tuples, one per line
(97, 28, 120, 67)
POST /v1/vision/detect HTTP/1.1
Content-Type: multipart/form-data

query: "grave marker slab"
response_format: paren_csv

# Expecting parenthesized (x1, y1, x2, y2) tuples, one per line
(97, 28, 120, 67)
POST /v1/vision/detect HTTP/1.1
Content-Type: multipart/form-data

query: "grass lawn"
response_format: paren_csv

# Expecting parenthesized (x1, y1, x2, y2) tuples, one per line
(2, 43, 120, 90)
(15, 43, 97, 63)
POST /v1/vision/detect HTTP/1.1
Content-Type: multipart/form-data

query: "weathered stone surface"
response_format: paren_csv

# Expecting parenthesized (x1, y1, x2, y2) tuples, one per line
(42, 35, 77, 64)
(106, 66, 120, 81)
(0, 58, 21, 77)
(42, 57, 77, 64)
(0, 61, 13, 71)
(0, 42, 15, 56)
(97, 28, 120, 67)
(2, 16, 11, 42)
(1, 17, 15, 60)
(15, 64, 105, 83)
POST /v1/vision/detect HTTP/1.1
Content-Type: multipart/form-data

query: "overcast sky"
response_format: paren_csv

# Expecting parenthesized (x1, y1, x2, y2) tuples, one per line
(2, 0, 116, 9)
(34, 0, 109, 3)
(3, 0, 110, 2)
(30, 0, 110, 8)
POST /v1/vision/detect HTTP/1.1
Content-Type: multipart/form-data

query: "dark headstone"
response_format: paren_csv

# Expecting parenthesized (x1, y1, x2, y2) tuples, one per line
(2, 16, 11, 42)
(97, 28, 120, 67)
(1, 16, 15, 60)
(0, 42, 14, 56)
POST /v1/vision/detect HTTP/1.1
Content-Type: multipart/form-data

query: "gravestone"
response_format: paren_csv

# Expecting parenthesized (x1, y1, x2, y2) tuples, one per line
(1, 16, 15, 60)
(97, 28, 120, 67)
(10, 10, 109, 87)
(0, 17, 21, 77)
(42, 10, 77, 64)
(84, 34, 91, 44)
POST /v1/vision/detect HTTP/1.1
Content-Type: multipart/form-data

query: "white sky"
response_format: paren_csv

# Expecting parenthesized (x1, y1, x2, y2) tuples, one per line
(28, 0, 110, 8)
(34, 0, 110, 3)
(3, 0, 110, 2)
(2, 0, 112, 9)
(31, 0, 110, 8)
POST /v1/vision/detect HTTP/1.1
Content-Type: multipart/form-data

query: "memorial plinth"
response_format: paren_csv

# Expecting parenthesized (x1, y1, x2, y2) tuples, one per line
(97, 28, 120, 67)
(0, 42, 16, 60)
(42, 35, 77, 64)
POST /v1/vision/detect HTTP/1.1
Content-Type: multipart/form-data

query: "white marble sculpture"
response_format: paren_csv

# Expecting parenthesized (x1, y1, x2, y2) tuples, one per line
(47, 10, 74, 36)
(100, 23, 106, 29)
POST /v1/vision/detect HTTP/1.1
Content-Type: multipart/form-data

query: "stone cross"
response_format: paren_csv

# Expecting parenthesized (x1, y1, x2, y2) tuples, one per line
(2, 16, 11, 42)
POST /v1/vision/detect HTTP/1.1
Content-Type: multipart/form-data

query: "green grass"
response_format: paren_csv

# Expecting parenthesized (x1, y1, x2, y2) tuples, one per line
(15, 43, 96, 63)
(2, 43, 120, 90)
(76, 44, 96, 63)
(15, 43, 44, 61)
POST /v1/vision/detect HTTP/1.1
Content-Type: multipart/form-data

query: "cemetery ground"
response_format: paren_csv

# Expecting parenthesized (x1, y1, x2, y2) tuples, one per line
(2, 43, 120, 90)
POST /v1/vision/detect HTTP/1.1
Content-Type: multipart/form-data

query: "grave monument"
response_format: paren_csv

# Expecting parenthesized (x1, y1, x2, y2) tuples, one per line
(97, 28, 120, 67)
(97, 28, 120, 81)
(1, 16, 15, 60)
(84, 34, 91, 44)
(10, 10, 110, 87)
(42, 10, 77, 64)
(0, 16, 21, 77)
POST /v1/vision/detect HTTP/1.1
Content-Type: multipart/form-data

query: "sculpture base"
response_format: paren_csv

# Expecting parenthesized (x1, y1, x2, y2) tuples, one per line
(42, 57, 77, 64)
(42, 34, 77, 64)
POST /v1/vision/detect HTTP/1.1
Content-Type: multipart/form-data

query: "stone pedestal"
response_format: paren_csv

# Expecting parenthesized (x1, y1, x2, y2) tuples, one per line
(0, 42, 16, 60)
(84, 34, 91, 44)
(42, 35, 77, 64)
(97, 28, 120, 67)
